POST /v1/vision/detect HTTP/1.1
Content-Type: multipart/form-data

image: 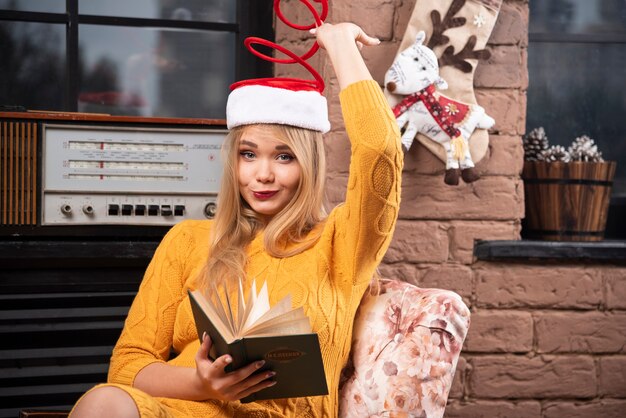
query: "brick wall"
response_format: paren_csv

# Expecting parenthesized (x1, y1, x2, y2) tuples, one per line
(276, 0, 626, 416)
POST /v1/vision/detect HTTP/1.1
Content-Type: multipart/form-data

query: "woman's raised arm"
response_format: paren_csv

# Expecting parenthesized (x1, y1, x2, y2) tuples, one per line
(311, 23, 380, 89)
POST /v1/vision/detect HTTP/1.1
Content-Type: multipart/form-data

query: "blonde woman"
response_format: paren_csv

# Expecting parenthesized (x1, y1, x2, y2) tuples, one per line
(70, 21, 402, 418)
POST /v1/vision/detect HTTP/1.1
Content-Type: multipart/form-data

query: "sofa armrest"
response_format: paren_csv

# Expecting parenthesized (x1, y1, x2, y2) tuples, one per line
(339, 279, 470, 418)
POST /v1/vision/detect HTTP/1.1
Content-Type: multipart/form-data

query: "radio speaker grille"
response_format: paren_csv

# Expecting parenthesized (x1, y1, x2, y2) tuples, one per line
(1, 121, 38, 225)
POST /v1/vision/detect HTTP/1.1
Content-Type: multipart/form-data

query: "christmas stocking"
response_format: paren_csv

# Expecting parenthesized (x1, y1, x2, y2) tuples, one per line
(386, 0, 502, 175)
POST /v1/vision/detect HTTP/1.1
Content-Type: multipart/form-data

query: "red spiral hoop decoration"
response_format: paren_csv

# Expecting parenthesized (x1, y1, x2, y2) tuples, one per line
(230, 0, 328, 92)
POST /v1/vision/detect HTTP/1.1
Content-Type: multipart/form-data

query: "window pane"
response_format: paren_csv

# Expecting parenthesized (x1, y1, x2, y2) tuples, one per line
(0, 21, 66, 111)
(80, 0, 236, 23)
(526, 42, 626, 196)
(0, 0, 65, 13)
(78, 26, 235, 119)
(530, 0, 626, 35)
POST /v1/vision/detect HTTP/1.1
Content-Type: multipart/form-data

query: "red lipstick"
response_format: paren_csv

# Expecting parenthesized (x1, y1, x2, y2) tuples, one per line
(253, 191, 278, 200)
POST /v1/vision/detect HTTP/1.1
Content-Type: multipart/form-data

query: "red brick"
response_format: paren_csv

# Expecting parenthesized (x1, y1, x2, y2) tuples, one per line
(605, 267, 626, 310)
(468, 355, 596, 398)
(384, 220, 449, 263)
(475, 264, 603, 308)
(489, 1, 529, 46)
(419, 264, 473, 302)
(402, 140, 448, 175)
(274, 0, 326, 40)
(475, 45, 528, 89)
(535, 311, 626, 354)
(599, 356, 626, 397)
(324, 130, 350, 175)
(273, 39, 322, 80)
(377, 262, 426, 284)
(361, 41, 401, 87)
(400, 176, 524, 221)
(543, 400, 626, 418)
(446, 400, 541, 418)
(449, 221, 520, 264)
(349, 1, 395, 41)
(475, 135, 524, 176)
(392, 0, 417, 42)
(464, 310, 533, 353)
(476, 88, 527, 136)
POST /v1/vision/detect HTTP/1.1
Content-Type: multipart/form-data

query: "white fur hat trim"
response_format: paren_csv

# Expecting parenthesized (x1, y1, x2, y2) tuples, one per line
(226, 84, 330, 133)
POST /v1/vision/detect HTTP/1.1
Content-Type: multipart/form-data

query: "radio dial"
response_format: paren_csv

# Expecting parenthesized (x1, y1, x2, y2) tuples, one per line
(204, 202, 217, 219)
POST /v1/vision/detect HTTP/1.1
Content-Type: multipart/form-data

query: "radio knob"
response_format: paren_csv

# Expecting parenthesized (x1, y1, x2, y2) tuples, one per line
(60, 204, 72, 215)
(135, 204, 146, 216)
(174, 205, 185, 216)
(108, 204, 120, 216)
(161, 205, 173, 216)
(121, 204, 133, 216)
(204, 202, 217, 219)
(82, 204, 94, 215)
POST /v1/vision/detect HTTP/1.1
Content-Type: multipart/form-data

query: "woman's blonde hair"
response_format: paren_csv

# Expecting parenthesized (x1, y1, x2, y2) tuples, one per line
(200, 124, 327, 290)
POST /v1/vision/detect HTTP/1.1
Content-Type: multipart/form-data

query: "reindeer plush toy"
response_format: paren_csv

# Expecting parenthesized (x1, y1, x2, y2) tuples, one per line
(385, 31, 495, 185)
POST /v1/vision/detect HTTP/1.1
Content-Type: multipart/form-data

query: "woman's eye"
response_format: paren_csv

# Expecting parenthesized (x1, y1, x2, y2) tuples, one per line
(240, 151, 255, 159)
(277, 154, 295, 162)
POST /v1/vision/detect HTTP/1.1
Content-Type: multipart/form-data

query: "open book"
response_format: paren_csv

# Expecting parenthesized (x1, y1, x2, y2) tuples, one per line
(188, 279, 328, 402)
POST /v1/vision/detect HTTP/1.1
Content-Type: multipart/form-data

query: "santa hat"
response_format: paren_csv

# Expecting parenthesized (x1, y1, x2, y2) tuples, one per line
(227, 83, 329, 134)
(226, 1, 330, 133)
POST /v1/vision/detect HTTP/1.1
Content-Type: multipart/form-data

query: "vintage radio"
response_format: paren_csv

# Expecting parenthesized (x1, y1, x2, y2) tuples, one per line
(0, 113, 227, 237)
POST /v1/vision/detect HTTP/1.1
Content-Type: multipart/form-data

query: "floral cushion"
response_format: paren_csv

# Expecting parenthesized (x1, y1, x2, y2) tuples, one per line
(339, 279, 470, 418)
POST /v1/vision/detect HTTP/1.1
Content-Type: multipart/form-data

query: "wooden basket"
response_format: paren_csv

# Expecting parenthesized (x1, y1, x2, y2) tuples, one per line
(522, 161, 616, 241)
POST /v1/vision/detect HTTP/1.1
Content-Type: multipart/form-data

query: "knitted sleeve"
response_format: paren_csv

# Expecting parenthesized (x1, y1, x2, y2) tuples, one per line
(107, 221, 195, 386)
(335, 79, 403, 286)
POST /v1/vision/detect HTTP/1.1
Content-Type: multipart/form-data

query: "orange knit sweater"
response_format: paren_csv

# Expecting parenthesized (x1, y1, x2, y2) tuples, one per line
(103, 80, 402, 417)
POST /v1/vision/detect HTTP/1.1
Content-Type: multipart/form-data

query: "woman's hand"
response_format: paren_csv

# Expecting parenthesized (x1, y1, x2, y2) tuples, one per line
(310, 22, 380, 51)
(193, 333, 276, 401)
(309, 22, 379, 89)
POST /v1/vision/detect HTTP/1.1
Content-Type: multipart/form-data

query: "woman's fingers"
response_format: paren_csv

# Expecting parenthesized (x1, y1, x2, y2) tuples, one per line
(196, 333, 232, 374)
(355, 28, 381, 46)
(196, 332, 211, 361)
(233, 372, 278, 400)
(310, 22, 380, 49)
(194, 333, 279, 401)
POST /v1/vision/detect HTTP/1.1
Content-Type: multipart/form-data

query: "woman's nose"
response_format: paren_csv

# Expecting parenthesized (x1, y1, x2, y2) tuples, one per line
(256, 160, 274, 182)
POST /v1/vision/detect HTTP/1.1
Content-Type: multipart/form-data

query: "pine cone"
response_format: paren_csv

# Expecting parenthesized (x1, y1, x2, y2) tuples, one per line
(523, 127, 549, 161)
(540, 145, 571, 163)
(568, 135, 604, 162)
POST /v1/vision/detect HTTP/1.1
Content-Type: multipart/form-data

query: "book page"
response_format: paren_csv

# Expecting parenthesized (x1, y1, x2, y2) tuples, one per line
(236, 278, 246, 335)
(189, 289, 235, 342)
(222, 282, 237, 334)
(242, 294, 294, 335)
(209, 281, 234, 335)
(244, 278, 257, 322)
(240, 280, 271, 333)
(245, 315, 312, 337)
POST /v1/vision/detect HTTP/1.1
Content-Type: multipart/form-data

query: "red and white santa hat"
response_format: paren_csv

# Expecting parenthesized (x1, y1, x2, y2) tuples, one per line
(227, 81, 329, 134)
(226, 1, 330, 133)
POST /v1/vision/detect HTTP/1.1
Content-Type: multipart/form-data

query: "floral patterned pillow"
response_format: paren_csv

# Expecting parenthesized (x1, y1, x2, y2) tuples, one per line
(339, 279, 470, 418)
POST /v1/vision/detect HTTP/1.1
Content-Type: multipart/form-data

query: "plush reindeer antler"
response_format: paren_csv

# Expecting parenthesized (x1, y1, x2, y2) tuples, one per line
(440, 35, 491, 73)
(427, 0, 491, 74)
(427, 0, 466, 49)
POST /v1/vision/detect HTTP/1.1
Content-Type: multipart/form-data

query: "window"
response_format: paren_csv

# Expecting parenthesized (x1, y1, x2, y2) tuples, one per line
(527, 0, 626, 239)
(0, 0, 273, 119)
